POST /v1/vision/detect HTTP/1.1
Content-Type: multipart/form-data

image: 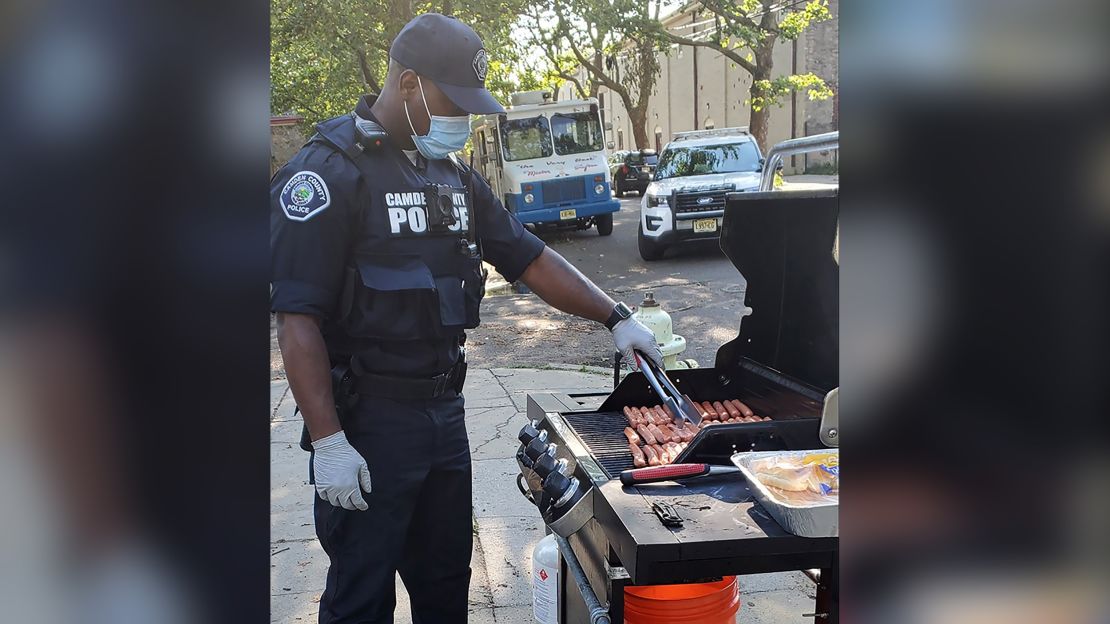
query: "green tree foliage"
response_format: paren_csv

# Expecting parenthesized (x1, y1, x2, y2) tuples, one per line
(520, 0, 664, 150)
(271, 0, 534, 127)
(641, 0, 834, 151)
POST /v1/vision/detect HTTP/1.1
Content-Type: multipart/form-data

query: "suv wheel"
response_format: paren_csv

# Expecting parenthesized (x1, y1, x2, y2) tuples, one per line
(637, 225, 665, 261)
(596, 213, 613, 236)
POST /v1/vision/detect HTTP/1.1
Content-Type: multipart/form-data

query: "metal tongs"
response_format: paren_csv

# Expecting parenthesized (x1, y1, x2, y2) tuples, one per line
(633, 351, 702, 426)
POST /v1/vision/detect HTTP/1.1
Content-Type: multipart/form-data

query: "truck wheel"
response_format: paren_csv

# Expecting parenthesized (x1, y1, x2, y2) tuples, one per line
(637, 227, 665, 261)
(596, 213, 614, 236)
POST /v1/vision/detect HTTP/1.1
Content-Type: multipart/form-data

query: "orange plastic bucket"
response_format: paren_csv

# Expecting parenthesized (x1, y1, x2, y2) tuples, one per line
(624, 577, 740, 624)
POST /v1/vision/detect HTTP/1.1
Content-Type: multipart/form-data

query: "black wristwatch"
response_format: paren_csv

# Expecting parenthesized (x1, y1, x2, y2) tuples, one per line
(604, 302, 633, 331)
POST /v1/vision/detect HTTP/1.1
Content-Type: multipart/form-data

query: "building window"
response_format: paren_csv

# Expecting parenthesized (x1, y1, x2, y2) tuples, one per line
(654, 126, 663, 152)
(617, 129, 624, 150)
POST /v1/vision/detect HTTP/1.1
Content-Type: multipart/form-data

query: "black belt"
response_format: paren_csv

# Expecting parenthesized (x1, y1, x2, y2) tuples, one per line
(354, 359, 467, 400)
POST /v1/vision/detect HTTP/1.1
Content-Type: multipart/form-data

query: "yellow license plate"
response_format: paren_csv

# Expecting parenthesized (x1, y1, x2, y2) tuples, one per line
(560, 209, 577, 220)
(693, 218, 718, 233)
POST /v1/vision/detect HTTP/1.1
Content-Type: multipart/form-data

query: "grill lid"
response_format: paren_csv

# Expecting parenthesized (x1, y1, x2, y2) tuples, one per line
(715, 189, 839, 391)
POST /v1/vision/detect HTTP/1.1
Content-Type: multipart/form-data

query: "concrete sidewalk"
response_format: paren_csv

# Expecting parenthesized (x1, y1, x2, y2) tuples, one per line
(271, 366, 814, 623)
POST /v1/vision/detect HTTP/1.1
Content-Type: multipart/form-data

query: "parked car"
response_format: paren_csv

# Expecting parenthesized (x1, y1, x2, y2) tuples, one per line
(638, 127, 778, 261)
(609, 149, 658, 197)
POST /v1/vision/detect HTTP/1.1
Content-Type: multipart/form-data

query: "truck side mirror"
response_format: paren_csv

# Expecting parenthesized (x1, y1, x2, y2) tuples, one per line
(757, 157, 765, 172)
(606, 141, 615, 149)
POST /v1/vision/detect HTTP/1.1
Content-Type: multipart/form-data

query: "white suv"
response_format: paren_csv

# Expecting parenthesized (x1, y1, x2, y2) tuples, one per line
(638, 128, 768, 261)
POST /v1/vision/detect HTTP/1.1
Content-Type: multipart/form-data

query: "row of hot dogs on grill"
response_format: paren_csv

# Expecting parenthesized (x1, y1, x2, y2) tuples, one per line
(622, 399, 770, 467)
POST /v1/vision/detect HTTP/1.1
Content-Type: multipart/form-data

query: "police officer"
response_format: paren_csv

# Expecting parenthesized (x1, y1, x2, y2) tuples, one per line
(271, 13, 663, 624)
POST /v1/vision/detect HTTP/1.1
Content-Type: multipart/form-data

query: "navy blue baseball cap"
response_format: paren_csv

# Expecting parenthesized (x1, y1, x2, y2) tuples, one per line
(389, 13, 506, 115)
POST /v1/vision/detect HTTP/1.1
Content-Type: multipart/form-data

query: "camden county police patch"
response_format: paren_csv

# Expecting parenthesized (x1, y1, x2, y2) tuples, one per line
(280, 171, 331, 221)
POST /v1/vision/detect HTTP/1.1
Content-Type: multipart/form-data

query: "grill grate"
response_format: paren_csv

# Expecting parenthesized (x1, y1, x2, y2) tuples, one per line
(541, 177, 585, 205)
(563, 411, 638, 479)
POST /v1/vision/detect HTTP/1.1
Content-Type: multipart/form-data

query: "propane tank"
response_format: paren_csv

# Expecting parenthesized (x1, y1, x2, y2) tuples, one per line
(631, 292, 697, 370)
(532, 534, 560, 624)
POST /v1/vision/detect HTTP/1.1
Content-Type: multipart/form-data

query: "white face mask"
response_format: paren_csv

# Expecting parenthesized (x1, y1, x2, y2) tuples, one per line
(404, 77, 470, 160)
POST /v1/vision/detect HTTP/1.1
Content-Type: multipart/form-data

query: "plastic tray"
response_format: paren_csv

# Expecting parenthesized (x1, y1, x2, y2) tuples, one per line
(731, 449, 839, 538)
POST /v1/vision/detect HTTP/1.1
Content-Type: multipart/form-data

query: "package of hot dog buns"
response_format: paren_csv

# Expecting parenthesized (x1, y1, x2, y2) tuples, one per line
(731, 449, 839, 537)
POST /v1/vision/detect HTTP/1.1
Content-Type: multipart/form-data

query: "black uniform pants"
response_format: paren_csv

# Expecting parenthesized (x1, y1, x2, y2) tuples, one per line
(314, 391, 472, 624)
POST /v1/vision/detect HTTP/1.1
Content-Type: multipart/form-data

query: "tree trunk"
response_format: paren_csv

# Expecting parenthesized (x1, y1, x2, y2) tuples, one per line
(629, 105, 650, 150)
(748, 98, 770, 153)
(748, 47, 775, 152)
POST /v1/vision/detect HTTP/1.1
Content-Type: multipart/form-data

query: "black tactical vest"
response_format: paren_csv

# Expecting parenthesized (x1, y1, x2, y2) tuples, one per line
(311, 114, 487, 347)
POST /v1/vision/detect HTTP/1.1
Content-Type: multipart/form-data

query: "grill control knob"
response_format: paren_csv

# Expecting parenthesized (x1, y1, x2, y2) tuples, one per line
(517, 422, 541, 444)
(541, 471, 573, 501)
(533, 452, 558, 479)
(523, 437, 549, 463)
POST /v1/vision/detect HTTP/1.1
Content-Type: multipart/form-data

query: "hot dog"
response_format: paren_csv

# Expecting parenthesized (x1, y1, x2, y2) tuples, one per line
(642, 444, 660, 466)
(691, 400, 710, 421)
(647, 423, 668, 445)
(664, 442, 681, 462)
(636, 424, 657, 446)
(655, 443, 673, 464)
(700, 401, 719, 420)
(712, 401, 730, 420)
(623, 406, 644, 426)
(684, 421, 700, 439)
(722, 400, 742, 419)
(629, 443, 646, 467)
(671, 423, 689, 443)
(624, 426, 642, 446)
(638, 406, 661, 426)
(657, 423, 674, 443)
(729, 399, 755, 418)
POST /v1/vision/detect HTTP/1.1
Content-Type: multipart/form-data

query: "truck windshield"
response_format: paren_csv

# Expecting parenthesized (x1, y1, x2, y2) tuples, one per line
(551, 112, 603, 155)
(499, 116, 552, 162)
(654, 142, 761, 179)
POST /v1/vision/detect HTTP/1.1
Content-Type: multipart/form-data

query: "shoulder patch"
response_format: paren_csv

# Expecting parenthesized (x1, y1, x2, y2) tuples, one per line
(280, 171, 331, 221)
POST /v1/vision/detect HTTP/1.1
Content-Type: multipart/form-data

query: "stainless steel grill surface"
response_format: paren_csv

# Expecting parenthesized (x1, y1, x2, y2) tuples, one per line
(563, 412, 638, 477)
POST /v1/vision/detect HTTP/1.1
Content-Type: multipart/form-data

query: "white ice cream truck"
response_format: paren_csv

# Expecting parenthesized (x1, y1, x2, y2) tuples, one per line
(469, 91, 620, 235)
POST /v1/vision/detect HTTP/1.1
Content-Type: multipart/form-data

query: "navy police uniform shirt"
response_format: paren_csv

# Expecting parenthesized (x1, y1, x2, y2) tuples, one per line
(271, 96, 546, 376)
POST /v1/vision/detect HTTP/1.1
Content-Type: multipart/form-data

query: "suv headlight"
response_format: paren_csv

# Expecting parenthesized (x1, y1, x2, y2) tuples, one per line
(646, 194, 669, 208)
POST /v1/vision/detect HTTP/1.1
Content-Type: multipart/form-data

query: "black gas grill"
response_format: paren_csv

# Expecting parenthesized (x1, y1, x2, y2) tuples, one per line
(515, 188, 840, 623)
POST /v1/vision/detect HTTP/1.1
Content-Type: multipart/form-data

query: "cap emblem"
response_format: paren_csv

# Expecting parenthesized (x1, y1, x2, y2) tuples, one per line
(472, 48, 489, 82)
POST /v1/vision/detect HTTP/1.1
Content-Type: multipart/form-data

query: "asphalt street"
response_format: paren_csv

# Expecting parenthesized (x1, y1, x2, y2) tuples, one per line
(465, 193, 748, 371)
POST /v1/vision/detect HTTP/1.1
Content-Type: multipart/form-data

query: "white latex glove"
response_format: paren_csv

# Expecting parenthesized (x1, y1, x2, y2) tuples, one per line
(312, 431, 372, 511)
(611, 317, 664, 371)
